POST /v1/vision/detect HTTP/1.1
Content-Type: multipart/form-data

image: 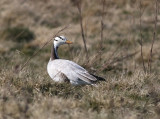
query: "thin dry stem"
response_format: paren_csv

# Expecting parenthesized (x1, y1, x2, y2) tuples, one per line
(97, 39, 125, 72)
(148, 0, 158, 73)
(139, 0, 146, 73)
(75, 0, 88, 59)
(98, 52, 138, 73)
(99, 0, 106, 61)
(100, 0, 105, 51)
(19, 25, 69, 72)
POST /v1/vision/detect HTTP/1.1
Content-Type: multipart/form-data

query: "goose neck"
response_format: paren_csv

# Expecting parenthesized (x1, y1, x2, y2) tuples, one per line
(51, 45, 59, 60)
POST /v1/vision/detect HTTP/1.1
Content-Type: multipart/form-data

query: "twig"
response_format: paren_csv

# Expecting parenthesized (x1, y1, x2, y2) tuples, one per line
(78, 2, 88, 59)
(103, 38, 125, 66)
(71, 0, 88, 59)
(12, 30, 25, 41)
(100, 0, 105, 51)
(85, 35, 125, 71)
(98, 52, 138, 73)
(99, 0, 106, 61)
(148, 0, 158, 73)
(96, 39, 125, 72)
(19, 25, 69, 72)
(84, 51, 102, 69)
(139, 0, 146, 73)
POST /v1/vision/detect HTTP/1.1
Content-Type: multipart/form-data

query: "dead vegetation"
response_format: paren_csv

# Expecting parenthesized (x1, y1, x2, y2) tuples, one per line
(0, 0, 160, 119)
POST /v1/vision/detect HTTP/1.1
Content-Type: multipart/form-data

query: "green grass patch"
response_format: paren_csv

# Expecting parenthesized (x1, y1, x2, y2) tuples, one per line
(3, 26, 35, 42)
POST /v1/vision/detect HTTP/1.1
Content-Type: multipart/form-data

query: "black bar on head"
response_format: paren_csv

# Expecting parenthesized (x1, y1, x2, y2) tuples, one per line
(58, 36, 64, 40)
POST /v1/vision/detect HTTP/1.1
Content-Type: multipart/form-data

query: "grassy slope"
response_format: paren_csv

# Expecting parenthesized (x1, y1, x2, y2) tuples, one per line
(0, 0, 160, 119)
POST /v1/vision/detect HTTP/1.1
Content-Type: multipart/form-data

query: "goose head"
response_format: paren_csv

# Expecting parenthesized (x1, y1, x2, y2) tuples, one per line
(54, 36, 72, 48)
(50, 36, 72, 60)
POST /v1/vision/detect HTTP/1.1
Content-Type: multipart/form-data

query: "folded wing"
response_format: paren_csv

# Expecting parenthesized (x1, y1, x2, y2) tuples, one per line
(50, 59, 97, 85)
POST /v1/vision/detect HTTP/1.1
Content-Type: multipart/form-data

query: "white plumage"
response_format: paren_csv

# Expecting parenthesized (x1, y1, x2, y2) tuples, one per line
(47, 36, 105, 85)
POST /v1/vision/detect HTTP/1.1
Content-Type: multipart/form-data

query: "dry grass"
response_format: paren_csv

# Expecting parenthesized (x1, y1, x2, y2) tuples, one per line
(1, 57, 160, 119)
(0, 0, 160, 119)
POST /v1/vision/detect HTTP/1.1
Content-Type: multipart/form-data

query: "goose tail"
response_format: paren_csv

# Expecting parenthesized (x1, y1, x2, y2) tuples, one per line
(90, 74, 106, 81)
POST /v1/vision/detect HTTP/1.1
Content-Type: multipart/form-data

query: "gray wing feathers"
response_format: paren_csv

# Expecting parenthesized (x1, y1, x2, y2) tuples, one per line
(76, 72, 97, 81)
(51, 60, 97, 84)
(74, 72, 96, 84)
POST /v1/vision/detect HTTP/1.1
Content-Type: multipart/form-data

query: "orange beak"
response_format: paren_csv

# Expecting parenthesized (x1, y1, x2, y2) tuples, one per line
(66, 40, 72, 44)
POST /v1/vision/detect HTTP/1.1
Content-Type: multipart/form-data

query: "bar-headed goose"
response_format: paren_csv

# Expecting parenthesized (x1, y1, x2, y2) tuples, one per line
(47, 36, 105, 85)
